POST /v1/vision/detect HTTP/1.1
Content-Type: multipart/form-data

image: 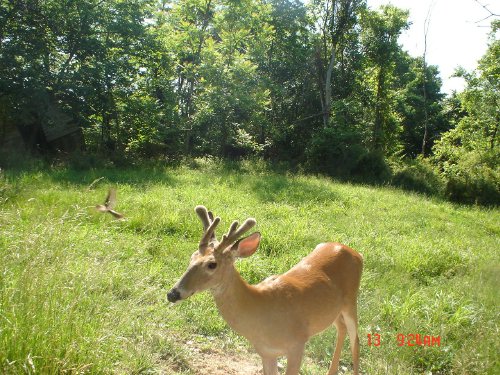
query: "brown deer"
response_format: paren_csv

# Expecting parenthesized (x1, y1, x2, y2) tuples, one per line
(167, 206, 363, 375)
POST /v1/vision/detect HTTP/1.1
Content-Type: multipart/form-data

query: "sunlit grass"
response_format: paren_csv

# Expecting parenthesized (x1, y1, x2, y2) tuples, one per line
(0, 160, 498, 374)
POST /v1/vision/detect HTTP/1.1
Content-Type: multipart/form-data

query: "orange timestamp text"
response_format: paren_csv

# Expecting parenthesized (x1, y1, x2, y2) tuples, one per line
(367, 333, 441, 347)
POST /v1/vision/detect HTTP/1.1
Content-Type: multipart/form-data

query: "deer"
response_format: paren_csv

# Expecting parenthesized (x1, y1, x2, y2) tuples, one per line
(167, 206, 363, 375)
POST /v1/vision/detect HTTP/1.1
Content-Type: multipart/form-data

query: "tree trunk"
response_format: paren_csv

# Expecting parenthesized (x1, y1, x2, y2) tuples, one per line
(421, 5, 432, 156)
(491, 111, 499, 149)
(315, 46, 326, 122)
(373, 67, 385, 151)
(323, 43, 337, 128)
(421, 60, 429, 156)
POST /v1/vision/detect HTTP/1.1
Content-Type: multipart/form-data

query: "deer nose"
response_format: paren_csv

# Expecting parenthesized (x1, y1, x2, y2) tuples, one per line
(167, 288, 181, 303)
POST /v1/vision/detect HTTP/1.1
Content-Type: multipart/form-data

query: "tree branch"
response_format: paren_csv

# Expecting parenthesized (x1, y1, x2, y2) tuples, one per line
(293, 111, 328, 123)
(474, 0, 499, 24)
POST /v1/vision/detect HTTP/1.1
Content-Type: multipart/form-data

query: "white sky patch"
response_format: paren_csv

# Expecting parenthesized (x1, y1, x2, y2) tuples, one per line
(366, 0, 500, 94)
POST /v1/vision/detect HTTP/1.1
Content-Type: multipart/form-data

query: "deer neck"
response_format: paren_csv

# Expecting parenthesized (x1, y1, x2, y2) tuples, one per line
(210, 265, 257, 335)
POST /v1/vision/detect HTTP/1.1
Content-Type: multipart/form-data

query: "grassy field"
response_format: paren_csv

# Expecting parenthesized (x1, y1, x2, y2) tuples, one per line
(1, 159, 498, 374)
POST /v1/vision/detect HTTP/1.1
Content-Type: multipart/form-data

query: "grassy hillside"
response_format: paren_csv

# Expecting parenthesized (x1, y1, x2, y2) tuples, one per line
(1, 160, 498, 374)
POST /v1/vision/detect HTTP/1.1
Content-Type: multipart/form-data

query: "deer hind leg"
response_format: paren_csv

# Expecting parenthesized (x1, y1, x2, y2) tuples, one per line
(327, 315, 347, 375)
(342, 306, 360, 375)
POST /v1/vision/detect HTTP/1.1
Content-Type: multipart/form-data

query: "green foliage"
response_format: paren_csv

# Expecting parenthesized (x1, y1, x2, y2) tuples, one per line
(67, 151, 105, 170)
(391, 157, 444, 196)
(353, 150, 392, 183)
(159, 0, 274, 157)
(305, 126, 366, 178)
(436, 146, 499, 205)
(305, 126, 391, 183)
(433, 24, 500, 205)
(1, 1, 497, 205)
(359, 5, 410, 152)
(398, 58, 449, 157)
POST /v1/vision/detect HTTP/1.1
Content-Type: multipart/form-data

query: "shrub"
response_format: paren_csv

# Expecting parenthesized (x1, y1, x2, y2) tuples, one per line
(440, 150, 499, 205)
(351, 150, 391, 183)
(391, 157, 444, 196)
(305, 126, 367, 178)
(0, 150, 45, 170)
(67, 151, 103, 170)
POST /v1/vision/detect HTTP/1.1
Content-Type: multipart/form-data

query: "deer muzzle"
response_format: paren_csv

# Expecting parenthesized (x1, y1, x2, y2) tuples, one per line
(167, 288, 181, 303)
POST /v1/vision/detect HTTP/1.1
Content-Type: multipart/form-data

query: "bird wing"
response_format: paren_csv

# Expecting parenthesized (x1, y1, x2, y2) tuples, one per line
(109, 210, 124, 219)
(105, 188, 117, 209)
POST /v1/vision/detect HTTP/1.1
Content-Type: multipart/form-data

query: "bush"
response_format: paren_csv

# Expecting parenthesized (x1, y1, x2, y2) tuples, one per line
(67, 152, 104, 170)
(0, 150, 45, 170)
(305, 126, 367, 178)
(440, 150, 499, 205)
(351, 150, 391, 183)
(391, 157, 444, 196)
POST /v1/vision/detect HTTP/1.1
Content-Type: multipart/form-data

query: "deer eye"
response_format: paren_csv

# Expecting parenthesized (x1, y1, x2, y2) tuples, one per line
(207, 262, 217, 270)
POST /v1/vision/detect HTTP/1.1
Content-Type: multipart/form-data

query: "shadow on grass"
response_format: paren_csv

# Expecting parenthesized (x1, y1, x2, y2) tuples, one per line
(179, 157, 342, 205)
(4, 153, 496, 207)
(1, 152, 180, 188)
(46, 166, 179, 188)
(249, 174, 341, 205)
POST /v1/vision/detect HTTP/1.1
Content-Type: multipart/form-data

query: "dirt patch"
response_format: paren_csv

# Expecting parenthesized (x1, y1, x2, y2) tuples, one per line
(190, 352, 263, 375)
(160, 335, 290, 374)
(188, 347, 263, 375)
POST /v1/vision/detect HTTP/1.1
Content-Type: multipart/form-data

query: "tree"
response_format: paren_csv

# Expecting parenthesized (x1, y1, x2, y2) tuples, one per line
(433, 20, 499, 204)
(310, 0, 363, 128)
(162, 0, 273, 156)
(0, 0, 156, 153)
(399, 57, 448, 158)
(259, 0, 318, 161)
(194, 0, 273, 156)
(360, 5, 409, 152)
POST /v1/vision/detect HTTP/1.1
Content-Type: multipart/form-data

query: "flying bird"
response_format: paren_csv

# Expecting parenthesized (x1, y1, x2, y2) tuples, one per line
(95, 188, 124, 219)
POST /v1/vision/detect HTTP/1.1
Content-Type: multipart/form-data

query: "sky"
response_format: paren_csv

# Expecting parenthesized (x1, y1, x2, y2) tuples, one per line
(366, 0, 499, 94)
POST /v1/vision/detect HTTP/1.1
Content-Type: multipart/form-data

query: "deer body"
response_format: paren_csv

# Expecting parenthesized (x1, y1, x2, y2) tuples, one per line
(168, 206, 362, 375)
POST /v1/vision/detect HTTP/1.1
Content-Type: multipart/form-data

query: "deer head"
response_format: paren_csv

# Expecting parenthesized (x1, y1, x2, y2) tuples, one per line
(167, 205, 260, 303)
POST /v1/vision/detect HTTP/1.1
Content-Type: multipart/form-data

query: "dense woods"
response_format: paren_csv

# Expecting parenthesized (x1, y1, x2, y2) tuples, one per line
(1, 0, 498, 204)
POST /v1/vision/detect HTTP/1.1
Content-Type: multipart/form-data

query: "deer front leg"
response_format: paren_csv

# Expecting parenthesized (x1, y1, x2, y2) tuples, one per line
(285, 343, 305, 375)
(261, 355, 278, 375)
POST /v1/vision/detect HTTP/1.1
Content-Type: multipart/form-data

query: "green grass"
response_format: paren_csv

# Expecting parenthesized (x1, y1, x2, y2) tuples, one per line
(1, 159, 499, 374)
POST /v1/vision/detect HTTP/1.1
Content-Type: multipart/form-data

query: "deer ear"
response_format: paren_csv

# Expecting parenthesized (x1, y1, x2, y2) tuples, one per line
(231, 232, 261, 258)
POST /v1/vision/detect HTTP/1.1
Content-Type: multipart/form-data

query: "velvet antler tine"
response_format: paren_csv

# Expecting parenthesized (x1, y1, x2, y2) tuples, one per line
(228, 221, 239, 235)
(217, 218, 257, 252)
(199, 217, 220, 251)
(195, 206, 221, 253)
(195, 205, 211, 230)
(207, 211, 217, 242)
(237, 218, 256, 235)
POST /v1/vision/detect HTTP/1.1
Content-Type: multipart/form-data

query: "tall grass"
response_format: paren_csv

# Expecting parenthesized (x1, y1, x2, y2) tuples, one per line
(0, 160, 498, 374)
